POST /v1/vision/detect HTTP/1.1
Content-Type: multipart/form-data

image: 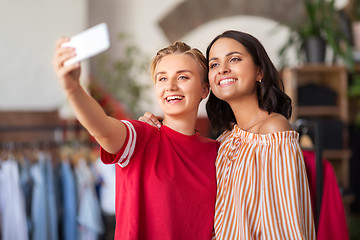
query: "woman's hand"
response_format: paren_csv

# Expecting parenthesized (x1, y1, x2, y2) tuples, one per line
(138, 112, 163, 129)
(52, 37, 81, 95)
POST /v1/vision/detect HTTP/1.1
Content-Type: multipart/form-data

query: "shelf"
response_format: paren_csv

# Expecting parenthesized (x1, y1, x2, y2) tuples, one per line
(282, 65, 351, 191)
(282, 66, 349, 123)
(323, 149, 352, 160)
(323, 149, 351, 190)
(297, 106, 340, 117)
(301, 149, 351, 160)
(292, 64, 347, 73)
(355, 63, 360, 72)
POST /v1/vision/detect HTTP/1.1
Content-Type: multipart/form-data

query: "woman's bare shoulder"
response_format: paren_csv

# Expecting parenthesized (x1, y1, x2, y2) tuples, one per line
(258, 113, 293, 134)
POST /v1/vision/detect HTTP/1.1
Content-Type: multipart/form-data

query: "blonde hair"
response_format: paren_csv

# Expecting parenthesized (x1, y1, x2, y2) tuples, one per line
(150, 41, 208, 84)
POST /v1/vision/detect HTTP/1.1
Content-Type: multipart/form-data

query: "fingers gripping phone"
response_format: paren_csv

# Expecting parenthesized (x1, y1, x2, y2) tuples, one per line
(62, 23, 110, 66)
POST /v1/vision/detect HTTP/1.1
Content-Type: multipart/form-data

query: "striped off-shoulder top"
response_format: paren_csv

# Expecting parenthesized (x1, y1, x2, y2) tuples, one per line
(213, 125, 316, 240)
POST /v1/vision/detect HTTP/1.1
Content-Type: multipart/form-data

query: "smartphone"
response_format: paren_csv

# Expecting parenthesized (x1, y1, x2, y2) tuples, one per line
(62, 23, 110, 66)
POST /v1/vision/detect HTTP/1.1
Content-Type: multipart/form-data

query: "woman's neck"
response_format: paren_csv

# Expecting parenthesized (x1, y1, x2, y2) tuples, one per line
(162, 114, 197, 136)
(228, 96, 262, 129)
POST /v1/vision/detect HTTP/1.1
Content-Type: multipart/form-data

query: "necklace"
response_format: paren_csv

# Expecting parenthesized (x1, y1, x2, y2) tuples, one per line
(241, 111, 261, 131)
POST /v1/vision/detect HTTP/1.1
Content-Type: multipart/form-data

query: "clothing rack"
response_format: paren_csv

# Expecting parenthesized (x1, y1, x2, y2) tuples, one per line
(0, 124, 83, 132)
(0, 124, 85, 134)
(0, 123, 98, 150)
(294, 119, 323, 229)
(0, 129, 107, 240)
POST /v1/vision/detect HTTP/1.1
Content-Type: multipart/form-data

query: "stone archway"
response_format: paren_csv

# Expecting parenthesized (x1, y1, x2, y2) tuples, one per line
(159, 0, 305, 42)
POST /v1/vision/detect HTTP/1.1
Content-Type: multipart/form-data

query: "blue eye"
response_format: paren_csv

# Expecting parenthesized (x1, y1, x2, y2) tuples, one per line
(178, 75, 189, 80)
(158, 77, 167, 82)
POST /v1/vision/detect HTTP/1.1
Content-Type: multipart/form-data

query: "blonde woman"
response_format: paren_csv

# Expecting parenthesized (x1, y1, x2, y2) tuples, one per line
(53, 40, 218, 240)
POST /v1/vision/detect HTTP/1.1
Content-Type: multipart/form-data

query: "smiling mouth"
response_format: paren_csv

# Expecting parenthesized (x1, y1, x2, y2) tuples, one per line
(166, 95, 184, 102)
(219, 78, 236, 86)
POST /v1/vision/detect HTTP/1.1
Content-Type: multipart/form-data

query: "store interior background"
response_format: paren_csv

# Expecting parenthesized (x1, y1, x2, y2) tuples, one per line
(1, 0, 360, 239)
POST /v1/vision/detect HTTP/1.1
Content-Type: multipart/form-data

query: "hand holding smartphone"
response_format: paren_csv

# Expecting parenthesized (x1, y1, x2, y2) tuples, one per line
(62, 23, 110, 66)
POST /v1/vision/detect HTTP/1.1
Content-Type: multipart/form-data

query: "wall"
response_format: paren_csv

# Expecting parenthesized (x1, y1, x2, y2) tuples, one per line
(0, 0, 88, 117)
(0, 0, 349, 118)
(88, 0, 295, 117)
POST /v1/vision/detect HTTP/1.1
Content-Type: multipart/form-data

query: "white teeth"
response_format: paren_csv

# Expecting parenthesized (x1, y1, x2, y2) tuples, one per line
(166, 95, 184, 101)
(219, 78, 236, 85)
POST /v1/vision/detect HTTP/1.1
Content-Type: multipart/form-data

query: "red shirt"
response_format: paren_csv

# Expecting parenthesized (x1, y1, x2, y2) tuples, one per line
(101, 120, 218, 240)
(302, 150, 349, 240)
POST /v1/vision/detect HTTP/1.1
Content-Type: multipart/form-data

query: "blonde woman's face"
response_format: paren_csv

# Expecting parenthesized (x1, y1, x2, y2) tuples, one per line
(154, 54, 209, 117)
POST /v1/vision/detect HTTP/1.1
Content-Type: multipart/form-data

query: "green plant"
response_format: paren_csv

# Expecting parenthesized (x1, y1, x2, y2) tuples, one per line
(349, 0, 360, 21)
(94, 33, 151, 118)
(278, 0, 353, 69)
(278, 0, 360, 124)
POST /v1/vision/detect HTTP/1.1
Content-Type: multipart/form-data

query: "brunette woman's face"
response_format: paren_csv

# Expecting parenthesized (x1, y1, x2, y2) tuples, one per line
(154, 54, 209, 117)
(208, 37, 262, 103)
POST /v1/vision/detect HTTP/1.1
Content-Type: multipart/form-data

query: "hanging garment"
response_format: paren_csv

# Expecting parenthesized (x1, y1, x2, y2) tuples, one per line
(61, 160, 78, 240)
(45, 155, 59, 240)
(31, 152, 58, 240)
(93, 157, 115, 216)
(19, 157, 34, 238)
(93, 157, 116, 240)
(75, 158, 104, 240)
(30, 154, 47, 240)
(302, 150, 349, 240)
(0, 158, 29, 240)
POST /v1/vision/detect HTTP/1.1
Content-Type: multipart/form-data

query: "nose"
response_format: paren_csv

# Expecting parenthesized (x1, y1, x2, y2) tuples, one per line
(218, 63, 230, 74)
(166, 79, 178, 91)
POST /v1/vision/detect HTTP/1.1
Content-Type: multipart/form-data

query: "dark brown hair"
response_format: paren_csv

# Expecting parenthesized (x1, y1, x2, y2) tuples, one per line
(205, 30, 292, 135)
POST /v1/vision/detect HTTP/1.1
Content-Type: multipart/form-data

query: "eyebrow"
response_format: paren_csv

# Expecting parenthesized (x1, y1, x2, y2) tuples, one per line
(209, 51, 243, 62)
(155, 69, 192, 78)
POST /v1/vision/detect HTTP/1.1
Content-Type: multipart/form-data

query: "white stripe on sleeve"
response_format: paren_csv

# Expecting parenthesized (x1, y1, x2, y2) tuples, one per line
(117, 120, 137, 168)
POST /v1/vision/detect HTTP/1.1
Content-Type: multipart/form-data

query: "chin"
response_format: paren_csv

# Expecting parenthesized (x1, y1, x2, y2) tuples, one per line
(160, 107, 183, 115)
(212, 92, 233, 102)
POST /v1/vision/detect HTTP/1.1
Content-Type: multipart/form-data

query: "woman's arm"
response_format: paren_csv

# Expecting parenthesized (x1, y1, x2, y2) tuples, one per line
(260, 137, 316, 239)
(53, 37, 126, 154)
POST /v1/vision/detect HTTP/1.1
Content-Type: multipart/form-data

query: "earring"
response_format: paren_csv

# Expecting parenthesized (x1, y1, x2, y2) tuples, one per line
(258, 79, 262, 83)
